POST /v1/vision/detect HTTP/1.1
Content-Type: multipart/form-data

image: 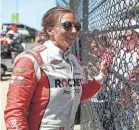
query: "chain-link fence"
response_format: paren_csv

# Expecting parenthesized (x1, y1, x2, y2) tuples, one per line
(71, 0, 139, 130)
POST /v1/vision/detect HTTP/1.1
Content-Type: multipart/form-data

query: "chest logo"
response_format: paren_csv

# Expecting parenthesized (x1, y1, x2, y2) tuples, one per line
(50, 60, 62, 65)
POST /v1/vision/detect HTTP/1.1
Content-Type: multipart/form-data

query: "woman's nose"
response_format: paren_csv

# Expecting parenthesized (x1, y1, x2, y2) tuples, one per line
(71, 26, 77, 33)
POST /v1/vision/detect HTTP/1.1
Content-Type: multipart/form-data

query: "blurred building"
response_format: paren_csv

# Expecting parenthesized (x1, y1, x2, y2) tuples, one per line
(2, 23, 38, 43)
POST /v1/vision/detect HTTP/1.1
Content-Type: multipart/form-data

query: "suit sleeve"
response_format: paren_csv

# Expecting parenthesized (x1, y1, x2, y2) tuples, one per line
(4, 57, 38, 130)
(81, 78, 102, 102)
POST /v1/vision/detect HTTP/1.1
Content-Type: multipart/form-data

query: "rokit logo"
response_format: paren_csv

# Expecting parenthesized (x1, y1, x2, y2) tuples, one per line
(55, 79, 82, 88)
(55, 79, 82, 95)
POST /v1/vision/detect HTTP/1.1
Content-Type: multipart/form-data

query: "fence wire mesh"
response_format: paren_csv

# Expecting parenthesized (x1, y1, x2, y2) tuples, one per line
(73, 0, 139, 130)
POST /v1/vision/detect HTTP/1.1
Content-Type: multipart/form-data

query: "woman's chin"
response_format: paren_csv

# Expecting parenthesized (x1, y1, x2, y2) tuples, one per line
(67, 41, 74, 47)
(62, 41, 75, 50)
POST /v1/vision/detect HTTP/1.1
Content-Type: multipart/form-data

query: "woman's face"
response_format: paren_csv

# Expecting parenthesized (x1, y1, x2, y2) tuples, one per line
(50, 13, 79, 51)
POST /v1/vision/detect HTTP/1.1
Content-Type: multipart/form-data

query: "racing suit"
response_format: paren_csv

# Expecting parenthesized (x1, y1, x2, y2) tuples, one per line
(4, 40, 104, 130)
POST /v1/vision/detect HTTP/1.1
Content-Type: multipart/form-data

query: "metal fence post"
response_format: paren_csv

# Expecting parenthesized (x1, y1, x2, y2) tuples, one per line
(82, 0, 89, 66)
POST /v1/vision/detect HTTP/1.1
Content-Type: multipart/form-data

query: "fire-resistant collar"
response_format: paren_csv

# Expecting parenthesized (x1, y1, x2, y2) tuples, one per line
(44, 40, 71, 60)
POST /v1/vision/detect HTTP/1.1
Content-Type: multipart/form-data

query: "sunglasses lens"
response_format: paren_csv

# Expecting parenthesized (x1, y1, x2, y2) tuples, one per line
(75, 22, 81, 32)
(62, 21, 81, 32)
(63, 21, 72, 31)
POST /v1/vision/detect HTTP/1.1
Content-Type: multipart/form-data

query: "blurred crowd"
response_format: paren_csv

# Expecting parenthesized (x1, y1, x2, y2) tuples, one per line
(1, 24, 24, 58)
(0, 23, 47, 59)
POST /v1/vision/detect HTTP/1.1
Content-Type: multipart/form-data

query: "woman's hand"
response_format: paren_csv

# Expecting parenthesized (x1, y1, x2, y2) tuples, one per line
(94, 60, 109, 83)
(100, 59, 109, 75)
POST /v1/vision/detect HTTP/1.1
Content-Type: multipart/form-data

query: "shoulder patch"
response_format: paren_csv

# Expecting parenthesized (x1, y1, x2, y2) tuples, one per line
(13, 68, 26, 74)
(32, 45, 47, 52)
(26, 45, 47, 67)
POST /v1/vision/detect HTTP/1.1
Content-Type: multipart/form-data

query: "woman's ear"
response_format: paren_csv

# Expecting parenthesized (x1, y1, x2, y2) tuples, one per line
(46, 27, 54, 36)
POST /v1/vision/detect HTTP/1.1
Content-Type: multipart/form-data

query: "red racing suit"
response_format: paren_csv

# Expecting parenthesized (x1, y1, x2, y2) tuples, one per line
(4, 40, 102, 130)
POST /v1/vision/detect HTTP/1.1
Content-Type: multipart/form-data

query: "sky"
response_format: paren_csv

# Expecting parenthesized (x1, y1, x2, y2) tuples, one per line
(1, 0, 57, 31)
(56, 0, 69, 7)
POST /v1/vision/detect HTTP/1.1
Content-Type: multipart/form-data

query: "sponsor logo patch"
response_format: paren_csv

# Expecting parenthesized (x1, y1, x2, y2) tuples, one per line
(74, 72, 81, 76)
(50, 60, 62, 65)
(10, 76, 25, 85)
(10, 119, 19, 130)
(55, 66, 66, 69)
(55, 79, 82, 88)
(13, 68, 26, 73)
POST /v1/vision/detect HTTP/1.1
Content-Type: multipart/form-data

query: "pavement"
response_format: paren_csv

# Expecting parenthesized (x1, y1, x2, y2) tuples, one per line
(0, 72, 80, 130)
(74, 125, 80, 130)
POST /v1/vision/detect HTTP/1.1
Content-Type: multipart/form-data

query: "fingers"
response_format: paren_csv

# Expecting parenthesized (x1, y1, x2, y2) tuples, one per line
(100, 60, 109, 75)
(101, 59, 109, 68)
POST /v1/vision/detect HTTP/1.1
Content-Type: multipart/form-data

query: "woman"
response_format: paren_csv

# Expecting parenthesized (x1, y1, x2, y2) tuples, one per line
(4, 7, 108, 130)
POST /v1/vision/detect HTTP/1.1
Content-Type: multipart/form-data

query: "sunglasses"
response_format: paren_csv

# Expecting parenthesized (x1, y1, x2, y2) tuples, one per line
(55, 21, 81, 32)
